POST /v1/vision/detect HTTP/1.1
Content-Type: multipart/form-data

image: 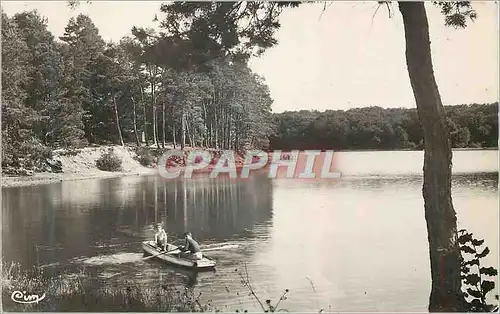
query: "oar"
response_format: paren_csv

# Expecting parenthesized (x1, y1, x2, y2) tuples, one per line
(142, 247, 180, 261)
(142, 244, 240, 261)
(199, 244, 239, 252)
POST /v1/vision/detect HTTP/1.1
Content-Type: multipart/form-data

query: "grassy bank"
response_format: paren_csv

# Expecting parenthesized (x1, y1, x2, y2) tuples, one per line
(1, 262, 296, 312)
(2, 262, 214, 312)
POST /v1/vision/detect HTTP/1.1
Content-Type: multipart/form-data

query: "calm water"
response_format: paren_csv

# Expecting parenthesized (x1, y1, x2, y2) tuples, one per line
(2, 150, 498, 312)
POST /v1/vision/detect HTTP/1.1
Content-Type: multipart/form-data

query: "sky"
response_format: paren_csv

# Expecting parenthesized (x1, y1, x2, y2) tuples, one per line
(2, 1, 498, 113)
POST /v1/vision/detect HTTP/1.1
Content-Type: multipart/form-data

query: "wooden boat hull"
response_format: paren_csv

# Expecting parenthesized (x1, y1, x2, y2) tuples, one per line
(142, 241, 216, 271)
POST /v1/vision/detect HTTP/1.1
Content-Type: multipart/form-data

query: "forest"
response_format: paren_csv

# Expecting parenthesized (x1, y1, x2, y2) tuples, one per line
(1, 8, 498, 173)
(270, 103, 498, 150)
(1, 9, 275, 172)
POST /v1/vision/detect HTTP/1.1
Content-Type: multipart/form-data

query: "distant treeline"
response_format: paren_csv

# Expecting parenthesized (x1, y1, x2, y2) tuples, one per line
(269, 103, 498, 151)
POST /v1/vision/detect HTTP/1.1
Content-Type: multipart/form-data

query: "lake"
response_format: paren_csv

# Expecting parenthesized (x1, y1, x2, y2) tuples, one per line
(2, 150, 498, 312)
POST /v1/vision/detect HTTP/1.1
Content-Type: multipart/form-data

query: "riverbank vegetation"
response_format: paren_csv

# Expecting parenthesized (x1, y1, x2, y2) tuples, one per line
(2, 262, 291, 312)
(2, 9, 497, 176)
(2, 262, 208, 312)
(270, 103, 498, 151)
(95, 148, 123, 172)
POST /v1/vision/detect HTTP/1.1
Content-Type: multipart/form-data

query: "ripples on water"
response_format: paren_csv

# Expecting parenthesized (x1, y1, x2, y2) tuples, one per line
(2, 151, 498, 312)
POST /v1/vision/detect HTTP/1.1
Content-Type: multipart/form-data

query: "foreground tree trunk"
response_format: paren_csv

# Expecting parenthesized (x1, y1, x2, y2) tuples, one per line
(399, 2, 463, 312)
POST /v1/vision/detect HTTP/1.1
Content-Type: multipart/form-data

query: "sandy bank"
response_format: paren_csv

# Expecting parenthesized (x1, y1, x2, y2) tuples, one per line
(1, 145, 156, 188)
(1, 170, 156, 188)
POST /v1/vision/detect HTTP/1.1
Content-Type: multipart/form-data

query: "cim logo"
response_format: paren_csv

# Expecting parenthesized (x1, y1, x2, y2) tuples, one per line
(11, 290, 46, 304)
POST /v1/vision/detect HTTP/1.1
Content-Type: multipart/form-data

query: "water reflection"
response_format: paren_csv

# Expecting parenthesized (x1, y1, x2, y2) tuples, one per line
(272, 172, 498, 194)
(1, 159, 498, 311)
(2, 173, 274, 271)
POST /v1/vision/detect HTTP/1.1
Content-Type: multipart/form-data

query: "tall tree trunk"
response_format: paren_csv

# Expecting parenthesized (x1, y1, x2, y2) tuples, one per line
(185, 119, 192, 147)
(150, 68, 160, 149)
(141, 86, 148, 146)
(159, 101, 164, 149)
(235, 122, 240, 151)
(227, 112, 232, 149)
(154, 102, 161, 149)
(202, 100, 208, 148)
(399, 2, 463, 312)
(113, 95, 124, 147)
(154, 177, 158, 223)
(152, 103, 157, 147)
(214, 116, 219, 149)
(190, 125, 195, 147)
(222, 105, 226, 149)
(172, 124, 177, 149)
(152, 82, 157, 148)
(131, 96, 140, 147)
(181, 106, 186, 150)
(209, 122, 214, 148)
(155, 109, 161, 149)
(162, 98, 166, 149)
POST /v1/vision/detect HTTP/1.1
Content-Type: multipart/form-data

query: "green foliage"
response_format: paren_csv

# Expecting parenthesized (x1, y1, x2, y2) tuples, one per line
(67, 0, 91, 10)
(157, 2, 300, 62)
(270, 103, 498, 150)
(59, 13, 107, 145)
(459, 229, 499, 312)
(433, 2, 478, 28)
(1, 10, 87, 173)
(1, 13, 36, 172)
(2, 9, 277, 174)
(134, 147, 155, 167)
(96, 148, 122, 172)
(2, 137, 53, 175)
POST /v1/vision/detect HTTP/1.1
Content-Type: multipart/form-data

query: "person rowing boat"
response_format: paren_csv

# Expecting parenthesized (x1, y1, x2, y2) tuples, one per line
(179, 232, 203, 260)
(154, 223, 168, 251)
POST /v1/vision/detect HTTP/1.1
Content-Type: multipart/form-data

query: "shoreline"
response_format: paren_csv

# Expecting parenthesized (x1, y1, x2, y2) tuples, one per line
(1, 168, 157, 188)
(271, 147, 498, 152)
(2, 146, 497, 188)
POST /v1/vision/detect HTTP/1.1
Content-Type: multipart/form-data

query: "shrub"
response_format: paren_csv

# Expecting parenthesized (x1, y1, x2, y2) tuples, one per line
(96, 148, 122, 172)
(2, 138, 52, 174)
(459, 229, 499, 312)
(135, 147, 155, 167)
(58, 149, 80, 157)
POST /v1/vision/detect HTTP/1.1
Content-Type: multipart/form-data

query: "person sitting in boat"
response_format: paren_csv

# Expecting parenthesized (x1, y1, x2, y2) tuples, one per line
(180, 232, 202, 260)
(154, 223, 168, 251)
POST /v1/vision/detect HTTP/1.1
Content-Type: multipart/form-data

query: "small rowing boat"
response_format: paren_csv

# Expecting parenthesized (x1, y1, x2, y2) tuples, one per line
(142, 241, 216, 271)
